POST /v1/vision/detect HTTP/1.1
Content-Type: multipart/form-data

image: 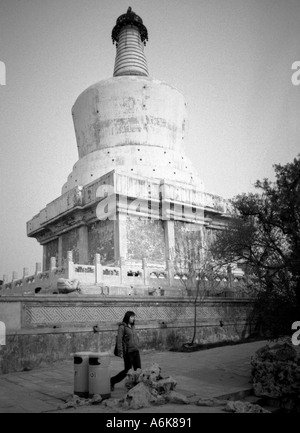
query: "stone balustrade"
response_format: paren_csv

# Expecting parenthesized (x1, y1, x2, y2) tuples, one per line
(0, 251, 247, 298)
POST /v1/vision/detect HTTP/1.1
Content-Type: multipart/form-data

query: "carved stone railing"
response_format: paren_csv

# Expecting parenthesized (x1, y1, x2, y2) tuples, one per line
(0, 251, 248, 298)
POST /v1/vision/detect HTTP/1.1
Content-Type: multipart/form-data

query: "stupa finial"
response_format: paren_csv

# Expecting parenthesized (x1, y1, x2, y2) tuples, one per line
(112, 6, 148, 46)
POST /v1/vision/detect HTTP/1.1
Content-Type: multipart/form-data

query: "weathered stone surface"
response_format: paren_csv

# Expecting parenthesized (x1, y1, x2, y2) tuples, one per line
(88, 220, 115, 265)
(150, 393, 167, 406)
(125, 363, 164, 389)
(68, 77, 200, 190)
(0, 331, 112, 375)
(155, 377, 177, 393)
(121, 382, 156, 409)
(102, 398, 121, 409)
(165, 391, 189, 405)
(224, 400, 270, 413)
(144, 362, 162, 379)
(121, 363, 184, 409)
(90, 394, 103, 405)
(125, 368, 143, 390)
(61, 230, 79, 265)
(127, 218, 165, 263)
(125, 363, 177, 395)
(56, 278, 80, 294)
(44, 239, 59, 271)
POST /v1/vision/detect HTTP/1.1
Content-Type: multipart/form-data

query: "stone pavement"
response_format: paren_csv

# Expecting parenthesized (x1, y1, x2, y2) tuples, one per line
(0, 340, 267, 413)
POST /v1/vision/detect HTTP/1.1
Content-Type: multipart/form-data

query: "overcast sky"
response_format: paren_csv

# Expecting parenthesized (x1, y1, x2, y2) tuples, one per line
(0, 0, 299, 278)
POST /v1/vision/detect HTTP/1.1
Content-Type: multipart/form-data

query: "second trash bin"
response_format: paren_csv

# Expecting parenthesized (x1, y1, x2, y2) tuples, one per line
(73, 352, 92, 398)
(88, 352, 111, 398)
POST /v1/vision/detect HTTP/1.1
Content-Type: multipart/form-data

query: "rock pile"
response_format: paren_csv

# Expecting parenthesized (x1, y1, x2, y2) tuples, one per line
(224, 400, 270, 413)
(251, 338, 300, 412)
(120, 363, 189, 409)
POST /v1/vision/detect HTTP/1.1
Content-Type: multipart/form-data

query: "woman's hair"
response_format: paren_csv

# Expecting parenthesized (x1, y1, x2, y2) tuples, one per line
(122, 311, 136, 324)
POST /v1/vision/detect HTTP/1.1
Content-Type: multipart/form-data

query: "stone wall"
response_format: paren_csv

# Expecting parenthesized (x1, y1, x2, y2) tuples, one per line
(88, 220, 115, 265)
(127, 217, 165, 264)
(174, 221, 203, 259)
(62, 229, 79, 265)
(0, 296, 255, 374)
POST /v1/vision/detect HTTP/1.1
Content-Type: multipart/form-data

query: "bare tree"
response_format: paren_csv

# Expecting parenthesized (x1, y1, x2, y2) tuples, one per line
(211, 155, 300, 338)
(173, 238, 225, 346)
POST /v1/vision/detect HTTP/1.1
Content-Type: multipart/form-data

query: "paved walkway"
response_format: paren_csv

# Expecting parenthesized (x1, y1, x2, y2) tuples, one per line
(0, 340, 267, 413)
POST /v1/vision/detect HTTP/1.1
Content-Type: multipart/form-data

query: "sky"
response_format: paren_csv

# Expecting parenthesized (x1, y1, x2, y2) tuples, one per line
(0, 0, 299, 278)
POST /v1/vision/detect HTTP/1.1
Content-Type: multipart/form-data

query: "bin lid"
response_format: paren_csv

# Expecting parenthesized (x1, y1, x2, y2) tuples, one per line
(89, 352, 110, 358)
(72, 352, 93, 357)
(88, 352, 110, 366)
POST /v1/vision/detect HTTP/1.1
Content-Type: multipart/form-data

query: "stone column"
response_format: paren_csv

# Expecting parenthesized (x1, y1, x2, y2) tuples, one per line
(22, 268, 29, 296)
(114, 214, 127, 262)
(42, 245, 47, 272)
(58, 236, 63, 267)
(94, 253, 102, 284)
(66, 251, 74, 279)
(78, 225, 88, 264)
(120, 256, 126, 285)
(35, 262, 42, 287)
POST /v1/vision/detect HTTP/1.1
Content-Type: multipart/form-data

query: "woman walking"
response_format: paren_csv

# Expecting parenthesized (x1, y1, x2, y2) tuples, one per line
(110, 311, 141, 391)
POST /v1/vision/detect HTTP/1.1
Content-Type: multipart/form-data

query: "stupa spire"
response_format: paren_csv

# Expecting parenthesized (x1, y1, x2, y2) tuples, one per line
(112, 7, 149, 77)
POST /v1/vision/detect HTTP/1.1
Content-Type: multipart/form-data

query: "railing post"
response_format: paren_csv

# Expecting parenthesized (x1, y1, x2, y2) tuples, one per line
(66, 251, 74, 279)
(32, 262, 42, 293)
(167, 259, 174, 287)
(11, 271, 18, 292)
(94, 253, 102, 284)
(21, 267, 29, 296)
(227, 265, 232, 290)
(120, 256, 126, 285)
(142, 258, 147, 285)
(35, 262, 42, 276)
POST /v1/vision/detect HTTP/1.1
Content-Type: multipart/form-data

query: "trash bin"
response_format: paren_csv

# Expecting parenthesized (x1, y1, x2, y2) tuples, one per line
(88, 352, 111, 398)
(73, 352, 91, 398)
